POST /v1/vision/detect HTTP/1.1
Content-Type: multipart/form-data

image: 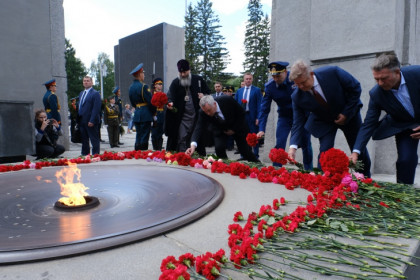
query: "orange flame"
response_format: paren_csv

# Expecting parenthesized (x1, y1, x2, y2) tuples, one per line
(55, 162, 88, 206)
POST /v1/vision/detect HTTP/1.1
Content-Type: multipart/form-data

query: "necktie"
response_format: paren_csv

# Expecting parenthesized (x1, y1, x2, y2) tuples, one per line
(80, 90, 87, 109)
(311, 87, 328, 107)
(244, 87, 249, 100)
(244, 87, 250, 111)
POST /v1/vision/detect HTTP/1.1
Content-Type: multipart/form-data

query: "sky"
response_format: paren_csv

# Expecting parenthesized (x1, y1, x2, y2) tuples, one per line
(63, 0, 272, 75)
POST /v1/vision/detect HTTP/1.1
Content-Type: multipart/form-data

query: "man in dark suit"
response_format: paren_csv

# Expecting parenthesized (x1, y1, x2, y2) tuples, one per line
(235, 72, 262, 157)
(78, 76, 102, 155)
(288, 60, 371, 176)
(186, 95, 259, 162)
(351, 53, 420, 184)
(129, 63, 154, 151)
(257, 61, 313, 169)
(212, 82, 224, 97)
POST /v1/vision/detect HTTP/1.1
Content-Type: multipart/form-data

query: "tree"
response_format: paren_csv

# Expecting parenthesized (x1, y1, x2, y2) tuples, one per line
(89, 52, 115, 100)
(65, 39, 87, 100)
(185, 0, 229, 84)
(243, 0, 270, 90)
(184, 3, 200, 72)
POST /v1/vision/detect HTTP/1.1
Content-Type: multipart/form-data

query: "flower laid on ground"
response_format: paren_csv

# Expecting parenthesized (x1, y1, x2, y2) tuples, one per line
(151, 91, 168, 109)
(246, 133, 258, 147)
(1, 147, 419, 279)
(319, 147, 349, 175)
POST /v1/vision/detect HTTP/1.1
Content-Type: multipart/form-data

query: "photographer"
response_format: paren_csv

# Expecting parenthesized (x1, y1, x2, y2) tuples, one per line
(34, 109, 65, 159)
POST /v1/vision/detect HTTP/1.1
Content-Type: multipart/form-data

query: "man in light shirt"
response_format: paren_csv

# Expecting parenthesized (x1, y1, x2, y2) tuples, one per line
(351, 53, 420, 184)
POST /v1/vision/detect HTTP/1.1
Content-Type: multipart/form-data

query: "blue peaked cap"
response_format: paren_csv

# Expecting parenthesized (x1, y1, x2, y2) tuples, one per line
(268, 61, 289, 75)
(129, 63, 144, 75)
(43, 79, 56, 86)
(112, 86, 119, 94)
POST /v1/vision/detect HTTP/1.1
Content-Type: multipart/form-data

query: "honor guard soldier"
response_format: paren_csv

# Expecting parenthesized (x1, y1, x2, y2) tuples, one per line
(104, 94, 120, 148)
(151, 78, 166, 150)
(112, 86, 124, 145)
(257, 61, 313, 169)
(128, 63, 154, 150)
(43, 79, 61, 124)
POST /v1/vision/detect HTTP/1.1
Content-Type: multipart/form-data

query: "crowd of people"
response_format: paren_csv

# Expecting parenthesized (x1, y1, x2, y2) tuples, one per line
(35, 52, 420, 184)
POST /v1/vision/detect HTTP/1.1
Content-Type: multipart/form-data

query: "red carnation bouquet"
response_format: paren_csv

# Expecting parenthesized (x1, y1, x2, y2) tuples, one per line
(269, 148, 289, 165)
(319, 148, 349, 175)
(246, 133, 259, 147)
(151, 92, 168, 109)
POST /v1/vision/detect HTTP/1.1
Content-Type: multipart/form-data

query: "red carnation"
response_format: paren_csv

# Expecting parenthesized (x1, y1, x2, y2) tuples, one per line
(268, 148, 289, 165)
(241, 99, 247, 104)
(246, 133, 258, 147)
(151, 91, 168, 108)
(319, 148, 349, 175)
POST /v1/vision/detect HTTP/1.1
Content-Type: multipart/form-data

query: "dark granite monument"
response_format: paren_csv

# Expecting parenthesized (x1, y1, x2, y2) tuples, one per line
(114, 22, 184, 105)
(0, 0, 68, 163)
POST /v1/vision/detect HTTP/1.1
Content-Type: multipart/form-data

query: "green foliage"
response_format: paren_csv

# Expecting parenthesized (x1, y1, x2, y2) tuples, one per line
(184, 3, 200, 72)
(184, 0, 230, 85)
(65, 39, 87, 101)
(243, 0, 270, 90)
(89, 53, 115, 100)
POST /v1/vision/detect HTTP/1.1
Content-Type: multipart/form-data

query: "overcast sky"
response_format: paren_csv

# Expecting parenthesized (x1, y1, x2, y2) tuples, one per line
(63, 0, 272, 75)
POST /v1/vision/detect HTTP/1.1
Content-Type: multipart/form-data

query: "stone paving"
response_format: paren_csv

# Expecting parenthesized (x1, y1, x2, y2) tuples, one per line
(1, 125, 419, 279)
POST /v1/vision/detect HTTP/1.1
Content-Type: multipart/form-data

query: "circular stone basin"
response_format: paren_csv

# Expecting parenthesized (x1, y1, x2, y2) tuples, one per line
(0, 164, 224, 264)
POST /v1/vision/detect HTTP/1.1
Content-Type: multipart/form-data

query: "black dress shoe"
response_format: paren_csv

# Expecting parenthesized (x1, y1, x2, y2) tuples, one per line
(234, 151, 240, 154)
(118, 142, 124, 145)
(100, 139, 105, 143)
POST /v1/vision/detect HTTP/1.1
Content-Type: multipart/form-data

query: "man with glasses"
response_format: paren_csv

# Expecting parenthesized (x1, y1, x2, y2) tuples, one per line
(288, 60, 371, 176)
(257, 61, 313, 169)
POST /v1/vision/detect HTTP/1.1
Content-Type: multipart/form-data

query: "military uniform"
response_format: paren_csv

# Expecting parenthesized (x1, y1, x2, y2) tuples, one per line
(104, 96, 120, 148)
(69, 97, 81, 143)
(259, 61, 313, 169)
(112, 86, 124, 145)
(151, 78, 166, 150)
(42, 79, 61, 124)
(128, 63, 154, 150)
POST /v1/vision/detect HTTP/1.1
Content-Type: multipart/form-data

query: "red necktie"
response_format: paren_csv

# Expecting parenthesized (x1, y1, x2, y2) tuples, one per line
(311, 87, 328, 107)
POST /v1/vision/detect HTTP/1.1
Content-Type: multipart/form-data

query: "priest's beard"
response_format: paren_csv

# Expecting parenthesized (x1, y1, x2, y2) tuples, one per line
(179, 73, 192, 87)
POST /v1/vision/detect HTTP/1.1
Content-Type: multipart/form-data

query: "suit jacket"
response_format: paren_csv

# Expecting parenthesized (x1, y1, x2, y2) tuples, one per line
(212, 92, 224, 98)
(129, 79, 154, 123)
(78, 88, 102, 125)
(191, 96, 248, 143)
(235, 85, 262, 123)
(354, 65, 420, 151)
(290, 66, 362, 146)
(259, 72, 294, 132)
